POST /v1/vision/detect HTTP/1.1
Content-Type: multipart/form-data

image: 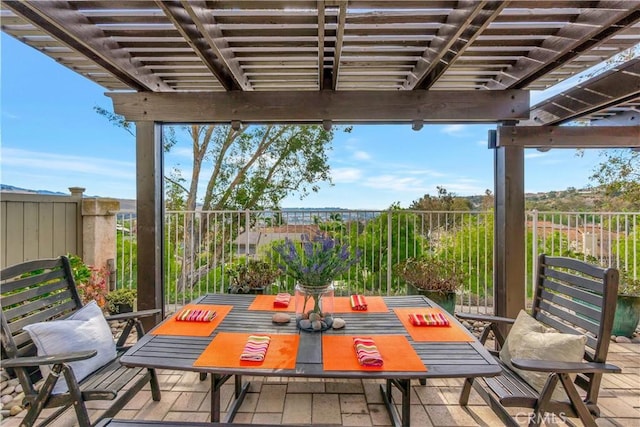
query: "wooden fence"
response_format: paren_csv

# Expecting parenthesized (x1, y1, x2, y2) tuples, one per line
(0, 190, 83, 269)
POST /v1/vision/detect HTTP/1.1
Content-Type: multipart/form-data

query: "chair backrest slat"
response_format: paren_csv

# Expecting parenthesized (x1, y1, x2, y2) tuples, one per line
(533, 254, 618, 402)
(2, 277, 70, 308)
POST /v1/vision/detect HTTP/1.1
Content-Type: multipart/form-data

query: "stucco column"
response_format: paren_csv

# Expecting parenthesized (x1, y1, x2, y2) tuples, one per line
(82, 197, 120, 273)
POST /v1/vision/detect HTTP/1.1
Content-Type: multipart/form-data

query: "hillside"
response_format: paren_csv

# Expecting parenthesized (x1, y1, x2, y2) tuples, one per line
(1, 184, 629, 212)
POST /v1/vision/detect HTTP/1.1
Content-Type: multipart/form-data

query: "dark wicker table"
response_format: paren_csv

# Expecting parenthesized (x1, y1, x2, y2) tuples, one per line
(121, 294, 500, 426)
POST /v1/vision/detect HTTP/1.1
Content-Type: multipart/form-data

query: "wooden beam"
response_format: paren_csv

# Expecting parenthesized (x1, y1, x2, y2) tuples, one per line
(406, 0, 507, 90)
(590, 109, 640, 127)
(497, 126, 640, 149)
(487, 2, 640, 89)
(526, 57, 640, 126)
(331, 2, 347, 90)
(162, 0, 250, 91)
(107, 89, 530, 123)
(317, 0, 326, 90)
(3, 0, 172, 92)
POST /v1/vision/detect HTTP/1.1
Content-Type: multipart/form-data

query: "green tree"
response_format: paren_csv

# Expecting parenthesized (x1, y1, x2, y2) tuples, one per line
(353, 206, 426, 292)
(409, 186, 472, 211)
(590, 149, 640, 210)
(96, 107, 350, 292)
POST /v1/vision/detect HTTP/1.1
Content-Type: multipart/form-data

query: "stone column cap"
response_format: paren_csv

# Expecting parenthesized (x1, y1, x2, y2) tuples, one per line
(82, 197, 120, 216)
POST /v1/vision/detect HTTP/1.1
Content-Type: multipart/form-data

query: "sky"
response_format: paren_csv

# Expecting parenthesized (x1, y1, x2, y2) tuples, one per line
(1, 32, 610, 210)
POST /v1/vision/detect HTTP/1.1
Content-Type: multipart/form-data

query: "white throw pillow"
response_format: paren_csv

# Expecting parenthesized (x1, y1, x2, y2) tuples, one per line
(499, 309, 546, 371)
(23, 301, 117, 394)
(511, 331, 587, 401)
(498, 309, 587, 401)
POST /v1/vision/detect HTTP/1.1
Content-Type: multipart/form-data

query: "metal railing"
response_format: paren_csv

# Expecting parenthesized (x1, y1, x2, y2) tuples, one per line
(116, 209, 638, 314)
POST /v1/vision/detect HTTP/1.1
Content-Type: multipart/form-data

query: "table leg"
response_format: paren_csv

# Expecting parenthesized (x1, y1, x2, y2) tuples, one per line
(380, 378, 411, 427)
(210, 374, 223, 423)
(223, 378, 250, 423)
(208, 373, 251, 423)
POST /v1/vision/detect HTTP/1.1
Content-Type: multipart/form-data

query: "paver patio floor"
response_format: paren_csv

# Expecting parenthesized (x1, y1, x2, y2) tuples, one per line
(5, 342, 639, 426)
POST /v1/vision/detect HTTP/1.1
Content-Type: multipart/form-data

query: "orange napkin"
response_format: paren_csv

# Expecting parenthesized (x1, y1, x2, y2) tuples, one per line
(408, 312, 449, 326)
(273, 293, 291, 308)
(393, 308, 474, 342)
(353, 337, 382, 366)
(350, 295, 368, 311)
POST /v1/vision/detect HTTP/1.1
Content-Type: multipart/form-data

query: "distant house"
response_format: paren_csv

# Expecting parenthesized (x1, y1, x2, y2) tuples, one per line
(233, 231, 262, 256)
(233, 224, 321, 257)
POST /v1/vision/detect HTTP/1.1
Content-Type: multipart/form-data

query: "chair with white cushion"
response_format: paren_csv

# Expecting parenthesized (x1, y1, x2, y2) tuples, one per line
(1, 256, 161, 427)
(457, 254, 621, 427)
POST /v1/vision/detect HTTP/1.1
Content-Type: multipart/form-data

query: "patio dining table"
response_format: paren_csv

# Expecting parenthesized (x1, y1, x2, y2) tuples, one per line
(120, 294, 500, 426)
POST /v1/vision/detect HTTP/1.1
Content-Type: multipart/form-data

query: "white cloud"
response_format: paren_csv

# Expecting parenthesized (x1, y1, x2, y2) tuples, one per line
(352, 150, 371, 160)
(405, 168, 446, 177)
(1, 147, 135, 179)
(441, 124, 466, 135)
(441, 181, 486, 195)
(525, 151, 548, 159)
(2, 110, 20, 120)
(332, 167, 362, 183)
(363, 175, 427, 192)
(171, 147, 193, 158)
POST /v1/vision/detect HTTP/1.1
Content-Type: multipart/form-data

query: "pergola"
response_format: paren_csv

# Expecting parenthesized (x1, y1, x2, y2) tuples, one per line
(3, 1, 639, 325)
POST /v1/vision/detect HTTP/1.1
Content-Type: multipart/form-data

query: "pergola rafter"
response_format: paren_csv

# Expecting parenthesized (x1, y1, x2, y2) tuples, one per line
(406, 0, 507, 90)
(155, 0, 250, 91)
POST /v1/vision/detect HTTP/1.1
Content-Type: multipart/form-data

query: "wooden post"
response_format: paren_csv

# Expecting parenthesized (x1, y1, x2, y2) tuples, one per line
(136, 121, 164, 328)
(493, 129, 526, 321)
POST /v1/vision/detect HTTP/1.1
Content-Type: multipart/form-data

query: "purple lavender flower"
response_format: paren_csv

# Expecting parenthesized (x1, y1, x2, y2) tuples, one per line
(271, 231, 360, 288)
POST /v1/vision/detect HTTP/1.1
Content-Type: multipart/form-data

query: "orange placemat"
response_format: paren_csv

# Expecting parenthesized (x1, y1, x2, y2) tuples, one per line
(193, 332, 299, 370)
(393, 308, 474, 342)
(322, 335, 427, 372)
(248, 295, 295, 311)
(151, 304, 233, 337)
(333, 296, 389, 313)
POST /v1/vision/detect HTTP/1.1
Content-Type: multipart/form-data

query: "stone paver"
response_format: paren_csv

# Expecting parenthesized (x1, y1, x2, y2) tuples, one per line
(254, 384, 287, 413)
(282, 393, 312, 424)
(313, 393, 343, 425)
(251, 412, 283, 424)
(340, 393, 369, 414)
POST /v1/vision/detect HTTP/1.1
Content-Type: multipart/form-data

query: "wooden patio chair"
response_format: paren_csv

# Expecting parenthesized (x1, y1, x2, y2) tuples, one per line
(457, 254, 621, 427)
(1, 256, 161, 427)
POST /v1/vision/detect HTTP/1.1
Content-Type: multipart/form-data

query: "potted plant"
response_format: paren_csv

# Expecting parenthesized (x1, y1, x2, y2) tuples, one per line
(106, 288, 137, 314)
(612, 271, 640, 338)
(226, 259, 281, 294)
(394, 255, 465, 314)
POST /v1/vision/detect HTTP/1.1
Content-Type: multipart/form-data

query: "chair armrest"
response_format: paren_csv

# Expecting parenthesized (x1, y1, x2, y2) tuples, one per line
(455, 312, 516, 325)
(511, 358, 622, 374)
(2, 350, 97, 368)
(105, 308, 161, 322)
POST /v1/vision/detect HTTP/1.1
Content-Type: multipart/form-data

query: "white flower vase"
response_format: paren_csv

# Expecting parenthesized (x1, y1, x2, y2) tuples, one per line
(295, 283, 335, 332)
